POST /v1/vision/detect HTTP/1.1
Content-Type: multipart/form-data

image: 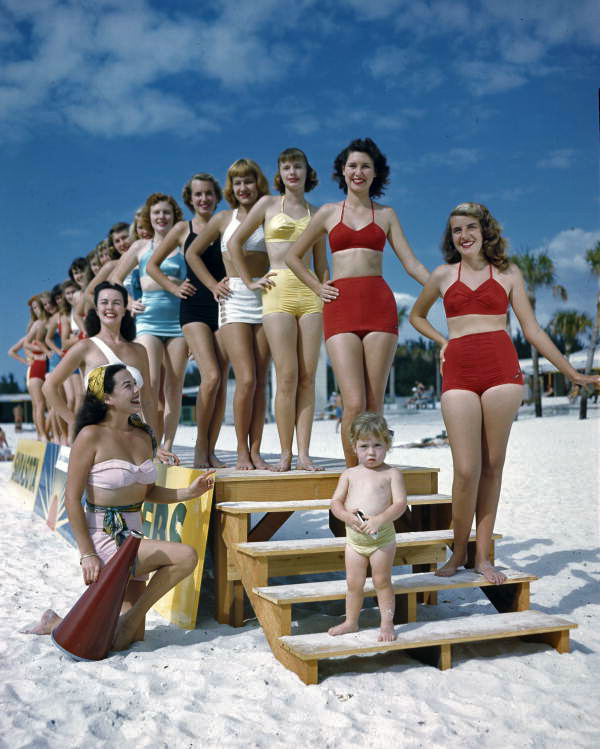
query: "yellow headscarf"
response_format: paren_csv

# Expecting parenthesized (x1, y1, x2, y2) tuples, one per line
(86, 365, 108, 401)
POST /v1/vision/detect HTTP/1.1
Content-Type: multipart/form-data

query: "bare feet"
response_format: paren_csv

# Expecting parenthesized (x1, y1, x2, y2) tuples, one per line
(20, 609, 62, 635)
(235, 450, 255, 470)
(475, 562, 507, 585)
(296, 456, 324, 472)
(111, 612, 138, 652)
(378, 622, 396, 642)
(435, 554, 467, 578)
(328, 621, 359, 636)
(268, 451, 292, 472)
(251, 453, 271, 471)
(209, 453, 227, 468)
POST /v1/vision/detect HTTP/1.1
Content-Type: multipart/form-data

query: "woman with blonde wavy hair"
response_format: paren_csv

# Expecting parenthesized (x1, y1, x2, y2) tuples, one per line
(186, 158, 272, 470)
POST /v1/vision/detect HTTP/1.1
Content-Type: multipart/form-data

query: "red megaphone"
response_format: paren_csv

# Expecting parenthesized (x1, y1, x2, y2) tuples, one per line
(51, 530, 143, 661)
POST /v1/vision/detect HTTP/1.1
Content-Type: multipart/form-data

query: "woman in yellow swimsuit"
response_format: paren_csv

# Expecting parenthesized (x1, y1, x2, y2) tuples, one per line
(228, 148, 328, 471)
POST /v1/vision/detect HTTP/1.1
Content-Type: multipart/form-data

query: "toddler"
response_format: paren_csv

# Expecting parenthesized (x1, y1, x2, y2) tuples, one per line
(329, 412, 407, 641)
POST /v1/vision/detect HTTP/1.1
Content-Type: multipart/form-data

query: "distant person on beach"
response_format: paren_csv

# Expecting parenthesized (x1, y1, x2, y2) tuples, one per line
(146, 173, 229, 469)
(410, 202, 600, 584)
(0, 427, 12, 460)
(185, 158, 272, 471)
(228, 147, 327, 472)
(286, 137, 429, 466)
(22, 363, 215, 651)
(13, 404, 23, 432)
(328, 412, 407, 641)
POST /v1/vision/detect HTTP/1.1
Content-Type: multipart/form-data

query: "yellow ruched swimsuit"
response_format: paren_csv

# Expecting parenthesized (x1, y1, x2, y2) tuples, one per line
(262, 197, 323, 318)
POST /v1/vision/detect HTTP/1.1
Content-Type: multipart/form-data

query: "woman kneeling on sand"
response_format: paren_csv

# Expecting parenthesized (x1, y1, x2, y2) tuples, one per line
(24, 363, 215, 652)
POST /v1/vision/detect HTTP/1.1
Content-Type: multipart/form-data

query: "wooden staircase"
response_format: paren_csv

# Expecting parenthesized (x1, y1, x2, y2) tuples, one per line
(216, 476, 578, 684)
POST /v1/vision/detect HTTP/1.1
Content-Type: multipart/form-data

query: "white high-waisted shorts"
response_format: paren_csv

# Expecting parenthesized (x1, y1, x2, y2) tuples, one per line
(218, 277, 262, 326)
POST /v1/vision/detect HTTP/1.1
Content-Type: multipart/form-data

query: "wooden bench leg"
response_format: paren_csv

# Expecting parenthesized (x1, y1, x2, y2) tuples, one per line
(220, 514, 250, 628)
(394, 592, 417, 624)
(524, 629, 570, 654)
(279, 651, 318, 685)
(409, 643, 452, 670)
(481, 582, 530, 613)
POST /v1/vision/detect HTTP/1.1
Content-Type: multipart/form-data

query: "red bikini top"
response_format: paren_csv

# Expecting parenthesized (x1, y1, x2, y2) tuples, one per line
(329, 200, 386, 253)
(443, 263, 509, 318)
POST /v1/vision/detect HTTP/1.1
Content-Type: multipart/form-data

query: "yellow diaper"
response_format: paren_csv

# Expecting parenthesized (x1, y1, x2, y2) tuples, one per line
(345, 522, 396, 558)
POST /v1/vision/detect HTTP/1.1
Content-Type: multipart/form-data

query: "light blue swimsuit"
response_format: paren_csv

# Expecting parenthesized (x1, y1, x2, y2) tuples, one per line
(135, 243, 186, 339)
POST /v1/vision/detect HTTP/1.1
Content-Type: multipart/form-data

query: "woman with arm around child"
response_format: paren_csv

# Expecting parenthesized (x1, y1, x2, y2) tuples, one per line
(286, 138, 429, 466)
(228, 148, 327, 471)
(409, 202, 600, 584)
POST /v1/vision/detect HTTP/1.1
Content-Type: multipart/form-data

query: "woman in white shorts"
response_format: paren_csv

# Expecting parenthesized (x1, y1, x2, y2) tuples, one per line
(186, 158, 271, 470)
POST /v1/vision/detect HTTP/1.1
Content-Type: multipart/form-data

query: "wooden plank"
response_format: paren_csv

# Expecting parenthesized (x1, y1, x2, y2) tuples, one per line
(236, 530, 502, 558)
(217, 494, 452, 515)
(248, 511, 293, 543)
(279, 610, 577, 661)
(254, 569, 537, 605)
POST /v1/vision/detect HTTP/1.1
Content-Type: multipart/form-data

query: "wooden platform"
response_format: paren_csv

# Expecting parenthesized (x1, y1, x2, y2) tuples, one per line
(278, 610, 577, 684)
(208, 455, 442, 626)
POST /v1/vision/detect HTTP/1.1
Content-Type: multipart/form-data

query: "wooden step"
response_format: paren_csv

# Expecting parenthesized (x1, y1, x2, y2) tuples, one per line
(236, 529, 500, 560)
(217, 493, 452, 515)
(254, 567, 535, 606)
(278, 610, 577, 684)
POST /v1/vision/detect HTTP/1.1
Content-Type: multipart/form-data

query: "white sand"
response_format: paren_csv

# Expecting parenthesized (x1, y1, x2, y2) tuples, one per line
(1, 400, 599, 748)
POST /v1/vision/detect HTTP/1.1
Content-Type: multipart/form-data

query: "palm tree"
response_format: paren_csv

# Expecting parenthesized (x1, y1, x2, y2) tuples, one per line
(549, 309, 592, 355)
(389, 305, 408, 402)
(580, 241, 600, 419)
(512, 249, 567, 417)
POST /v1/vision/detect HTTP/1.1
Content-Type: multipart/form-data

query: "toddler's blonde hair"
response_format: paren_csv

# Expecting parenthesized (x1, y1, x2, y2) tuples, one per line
(349, 412, 392, 450)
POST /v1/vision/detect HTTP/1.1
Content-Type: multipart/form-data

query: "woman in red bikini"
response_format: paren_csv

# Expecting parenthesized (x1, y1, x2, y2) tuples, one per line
(286, 138, 428, 464)
(410, 202, 600, 584)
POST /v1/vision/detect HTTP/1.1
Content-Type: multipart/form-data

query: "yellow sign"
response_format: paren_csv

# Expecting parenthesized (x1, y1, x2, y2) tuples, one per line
(9, 439, 48, 509)
(142, 465, 214, 629)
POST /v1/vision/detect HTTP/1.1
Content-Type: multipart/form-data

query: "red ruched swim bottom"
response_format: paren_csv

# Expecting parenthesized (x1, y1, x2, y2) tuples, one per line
(323, 275, 398, 341)
(442, 330, 524, 396)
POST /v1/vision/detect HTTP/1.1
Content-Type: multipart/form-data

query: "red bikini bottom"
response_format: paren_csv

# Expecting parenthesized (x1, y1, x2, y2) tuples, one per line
(27, 358, 47, 381)
(442, 330, 524, 395)
(323, 276, 398, 341)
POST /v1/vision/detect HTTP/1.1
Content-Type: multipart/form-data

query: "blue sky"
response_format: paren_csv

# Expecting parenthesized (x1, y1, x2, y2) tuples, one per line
(2, 0, 599, 383)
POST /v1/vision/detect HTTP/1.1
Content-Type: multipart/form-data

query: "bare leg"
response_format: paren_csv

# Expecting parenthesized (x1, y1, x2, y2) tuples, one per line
(137, 334, 165, 445)
(112, 539, 198, 651)
(325, 334, 368, 466)
(249, 325, 271, 469)
(121, 579, 147, 642)
(162, 336, 189, 451)
(208, 333, 229, 467)
(214, 323, 256, 470)
(438, 389, 483, 576)
(329, 544, 368, 635)
(370, 542, 397, 641)
(183, 322, 226, 467)
(362, 331, 397, 413)
(474, 385, 523, 584)
(28, 378, 48, 441)
(262, 313, 298, 471)
(295, 312, 323, 471)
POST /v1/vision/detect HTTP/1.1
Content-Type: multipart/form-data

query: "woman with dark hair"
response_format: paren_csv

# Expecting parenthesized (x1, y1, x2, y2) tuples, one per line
(186, 158, 272, 470)
(110, 193, 191, 453)
(24, 363, 215, 650)
(410, 202, 600, 584)
(43, 282, 171, 460)
(229, 148, 327, 471)
(44, 285, 70, 444)
(79, 222, 134, 313)
(146, 173, 228, 468)
(287, 138, 428, 465)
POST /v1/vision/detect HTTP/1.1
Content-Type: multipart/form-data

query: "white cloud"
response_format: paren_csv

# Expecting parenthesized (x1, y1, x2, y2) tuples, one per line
(419, 148, 480, 167)
(544, 228, 600, 273)
(537, 149, 578, 169)
(454, 60, 528, 96)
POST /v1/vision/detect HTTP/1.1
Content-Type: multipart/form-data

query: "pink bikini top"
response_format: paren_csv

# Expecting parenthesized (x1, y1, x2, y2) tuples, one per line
(329, 201, 386, 253)
(443, 263, 509, 318)
(87, 458, 157, 489)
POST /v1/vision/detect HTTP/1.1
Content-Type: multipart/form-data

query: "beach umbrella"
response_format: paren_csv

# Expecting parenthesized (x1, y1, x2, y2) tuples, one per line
(51, 530, 143, 661)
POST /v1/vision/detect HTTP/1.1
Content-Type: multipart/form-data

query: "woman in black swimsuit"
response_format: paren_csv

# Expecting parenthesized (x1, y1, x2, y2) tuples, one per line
(146, 173, 228, 468)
